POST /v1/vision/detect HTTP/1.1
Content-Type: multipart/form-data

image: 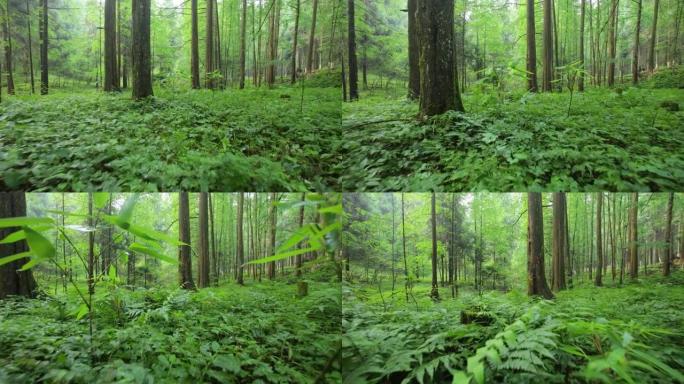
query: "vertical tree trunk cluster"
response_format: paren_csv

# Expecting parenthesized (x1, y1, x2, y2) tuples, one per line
(306, 0, 318, 74)
(430, 193, 439, 300)
(347, 0, 358, 100)
(595, 193, 604, 286)
(178, 192, 196, 290)
(198, 193, 210, 287)
(527, 193, 554, 299)
(40, 0, 48, 94)
(628, 193, 638, 279)
(552, 193, 568, 291)
(578, 0, 586, 91)
(239, 0, 247, 89)
(407, 0, 420, 98)
(236, 193, 245, 285)
(206, 0, 215, 89)
(290, 0, 300, 84)
(104, 0, 120, 92)
(542, 0, 554, 92)
(632, 0, 642, 85)
(526, 0, 538, 92)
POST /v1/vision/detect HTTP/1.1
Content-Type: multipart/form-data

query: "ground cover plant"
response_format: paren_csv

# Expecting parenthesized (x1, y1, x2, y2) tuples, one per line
(0, 192, 343, 383)
(342, 192, 684, 383)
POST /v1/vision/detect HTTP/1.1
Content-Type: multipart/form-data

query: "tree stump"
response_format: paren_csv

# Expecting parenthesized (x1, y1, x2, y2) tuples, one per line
(297, 281, 308, 298)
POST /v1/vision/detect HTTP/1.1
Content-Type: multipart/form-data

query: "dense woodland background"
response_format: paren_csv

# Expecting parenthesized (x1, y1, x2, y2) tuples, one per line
(342, 192, 684, 383)
(0, 192, 342, 383)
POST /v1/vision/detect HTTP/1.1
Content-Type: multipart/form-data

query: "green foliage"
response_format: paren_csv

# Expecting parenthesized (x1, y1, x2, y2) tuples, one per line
(343, 273, 684, 384)
(643, 66, 684, 89)
(338, 88, 684, 191)
(0, 282, 341, 384)
(0, 87, 340, 191)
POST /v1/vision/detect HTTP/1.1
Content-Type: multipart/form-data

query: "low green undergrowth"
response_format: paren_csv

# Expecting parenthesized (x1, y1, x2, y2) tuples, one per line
(338, 87, 684, 191)
(342, 272, 684, 383)
(0, 281, 341, 383)
(0, 85, 340, 191)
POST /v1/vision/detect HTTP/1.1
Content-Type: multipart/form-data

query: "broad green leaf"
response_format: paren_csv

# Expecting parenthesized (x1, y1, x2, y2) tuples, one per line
(115, 194, 139, 228)
(0, 217, 53, 228)
(75, 303, 89, 320)
(24, 227, 55, 260)
(126, 224, 183, 246)
(452, 371, 471, 384)
(0, 251, 31, 267)
(0, 230, 25, 244)
(245, 247, 316, 265)
(467, 357, 484, 384)
(129, 243, 178, 264)
(19, 258, 41, 271)
(317, 204, 343, 214)
(108, 265, 117, 280)
(93, 193, 110, 210)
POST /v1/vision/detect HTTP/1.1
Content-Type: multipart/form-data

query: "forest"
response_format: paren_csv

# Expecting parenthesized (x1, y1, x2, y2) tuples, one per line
(0, 192, 342, 383)
(341, 0, 684, 191)
(343, 192, 684, 383)
(0, 0, 343, 191)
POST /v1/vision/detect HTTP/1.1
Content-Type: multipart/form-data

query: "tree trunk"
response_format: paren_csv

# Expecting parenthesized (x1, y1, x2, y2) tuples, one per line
(542, 0, 553, 92)
(40, 0, 48, 94)
(663, 193, 674, 276)
(198, 193, 210, 287)
(295, 193, 305, 277)
(205, 0, 214, 89)
(648, 0, 659, 72)
(430, 193, 439, 300)
(3, 5, 15, 95)
(607, 0, 617, 87)
(236, 193, 245, 285)
(25, 0, 35, 94)
(239, 0, 247, 89)
(191, 0, 200, 88)
(104, 0, 119, 92)
(552, 193, 567, 291)
(306, 0, 318, 73)
(268, 192, 277, 279)
(629, 193, 638, 279)
(595, 193, 604, 286)
(417, 0, 464, 117)
(579, 0, 586, 91)
(527, 193, 554, 299)
(178, 192, 196, 289)
(290, 0, 300, 83)
(131, 0, 152, 99)
(347, 0, 358, 100)
(0, 193, 38, 299)
(526, 0, 538, 92)
(632, 0, 642, 84)
(407, 0, 420, 98)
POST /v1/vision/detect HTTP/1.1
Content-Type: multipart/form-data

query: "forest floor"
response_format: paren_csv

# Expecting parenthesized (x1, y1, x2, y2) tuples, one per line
(343, 271, 684, 383)
(0, 84, 340, 191)
(0, 281, 341, 383)
(338, 86, 684, 191)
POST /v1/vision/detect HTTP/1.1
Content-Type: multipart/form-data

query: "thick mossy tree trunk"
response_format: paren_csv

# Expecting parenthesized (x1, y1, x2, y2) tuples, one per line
(527, 193, 554, 299)
(417, 0, 464, 117)
(0, 193, 38, 299)
(407, 0, 420, 99)
(131, 0, 152, 99)
(347, 0, 358, 101)
(104, 0, 119, 92)
(178, 192, 196, 290)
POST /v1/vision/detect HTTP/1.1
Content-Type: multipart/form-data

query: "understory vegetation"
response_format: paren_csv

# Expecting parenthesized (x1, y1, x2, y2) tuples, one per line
(0, 281, 341, 383)
(339, 85, 684, 191)
(343, 273, 684, 384)
(0, 83, 340, 191)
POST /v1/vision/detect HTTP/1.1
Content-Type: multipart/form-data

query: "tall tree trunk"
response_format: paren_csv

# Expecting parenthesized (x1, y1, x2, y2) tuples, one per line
(552, 192, 567, 291)
(306, 0, 318, 73)
(295, 193, 305, 277)
(526, 0, 538, 92)
(417, 0, 464, 117)
(25, 0, 35, 94)
(236, 193, 245, 285)
(3, 4, 15, 95)
(191, 0, 200, 88)
(663, 193, 674, 276)
(595, 193, 604, 286)
(178, 192, 196, 289)
(579, 0, 586, 91)
(347, 0, 358, 100)
(401, 193, 409, 302)
(648, 0, 659, 72)
(407, 0, 420, 98)
(632, 0, 642, 84)
(131, 0, 152, 99)
(104, 0, 119, 92)
(268, 193, 277, 279)
(542, 0, 554, 92)
(266, 0, 278, 87)
(290, 0, 300, 83)
(527, 193, 554, 299)
(607, 0, 617, 87)
(629, 193, 638, 279)
(430, 192, 439, 300)
(0, 193, 38, 299)
(40, 0, 48, 94)
(205, 0, 214, 89)
(239, 0, 247, 89)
